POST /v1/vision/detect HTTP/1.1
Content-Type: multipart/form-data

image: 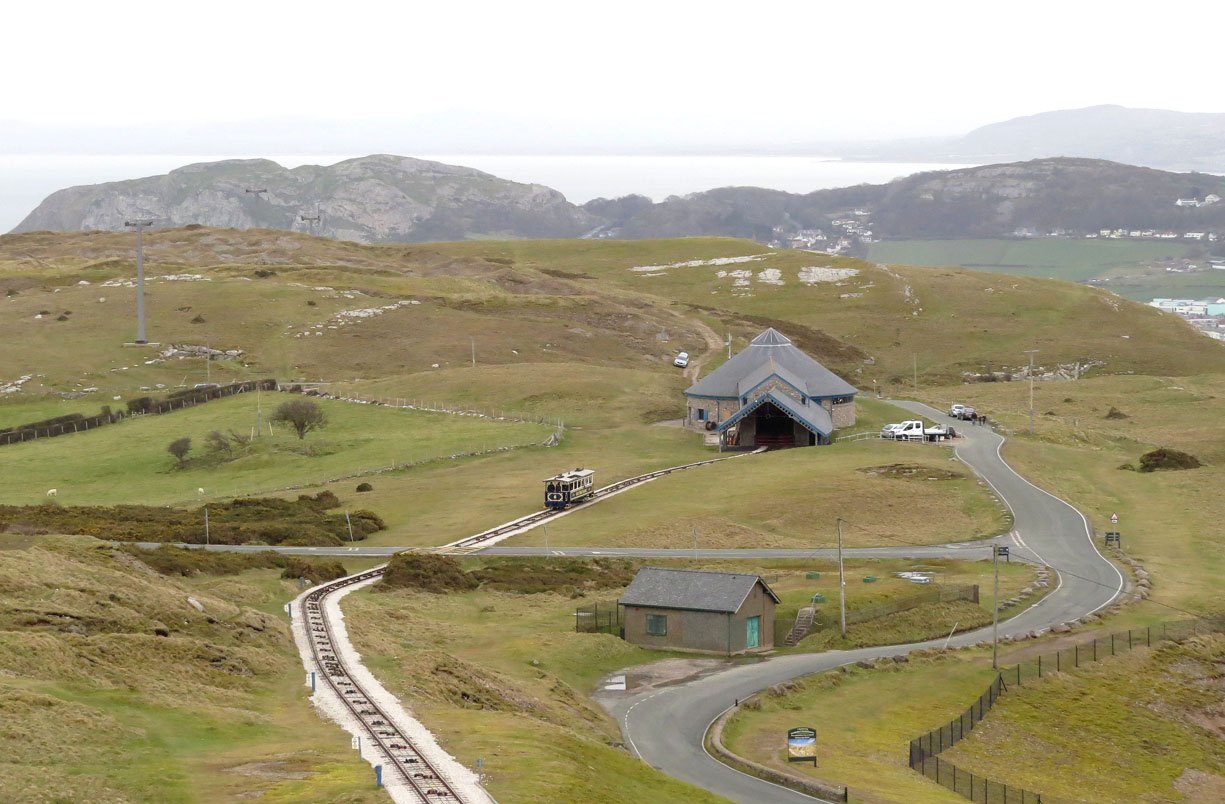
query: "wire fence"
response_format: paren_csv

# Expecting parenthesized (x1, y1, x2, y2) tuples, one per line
(909, 616, 1225, 804)
(574, 601, 622, 636)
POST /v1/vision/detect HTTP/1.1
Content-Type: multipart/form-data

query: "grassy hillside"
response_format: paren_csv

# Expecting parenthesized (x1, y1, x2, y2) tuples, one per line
(0, 392, 551, 506)
(0, 534, 383, 804)
(944, 635, 1225, 803)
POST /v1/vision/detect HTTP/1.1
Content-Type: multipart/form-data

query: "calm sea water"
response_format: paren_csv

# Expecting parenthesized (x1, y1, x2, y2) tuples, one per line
(0, 154, 971, 233)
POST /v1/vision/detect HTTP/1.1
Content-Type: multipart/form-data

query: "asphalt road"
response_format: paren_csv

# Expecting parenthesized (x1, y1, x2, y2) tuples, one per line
(135, 542, 992, 560)
(131, 401, 1123, 804)
(602, 401, 1125, 804)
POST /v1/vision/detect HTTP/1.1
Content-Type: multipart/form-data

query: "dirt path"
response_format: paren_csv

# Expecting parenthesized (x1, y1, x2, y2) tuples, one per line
(669, 310, 726, 383)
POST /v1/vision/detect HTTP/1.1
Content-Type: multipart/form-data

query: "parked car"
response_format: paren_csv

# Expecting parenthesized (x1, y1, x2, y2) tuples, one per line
(673, 351, 690, 368)
(948, 404, 966, 417)
(880, 423, 905, 439)
(955, 406, 977, 421)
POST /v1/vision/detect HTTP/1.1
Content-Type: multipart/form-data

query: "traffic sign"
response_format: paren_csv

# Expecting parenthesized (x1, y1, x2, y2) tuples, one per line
(1110, 513, 1119, 524)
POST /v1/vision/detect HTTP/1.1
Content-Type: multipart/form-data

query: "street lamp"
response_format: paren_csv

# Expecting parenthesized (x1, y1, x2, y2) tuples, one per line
(124, 219, 154, 344)
(1023, 349, 1040, 434)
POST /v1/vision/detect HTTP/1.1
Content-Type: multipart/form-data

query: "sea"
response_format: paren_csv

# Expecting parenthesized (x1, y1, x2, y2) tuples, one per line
(0, 154, 972, 233)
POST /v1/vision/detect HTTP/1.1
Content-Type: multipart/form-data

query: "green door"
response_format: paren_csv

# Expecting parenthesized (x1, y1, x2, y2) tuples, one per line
(746, 616, 760, 649)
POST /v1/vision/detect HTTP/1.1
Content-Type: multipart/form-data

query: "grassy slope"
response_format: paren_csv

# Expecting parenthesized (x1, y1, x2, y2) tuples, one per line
(0, 392, 550, 506)
(338, 557, 1033, 804)
(867, 238, 1194, 281)
(943, 635, 1225, 804)
(0, 535, 382, 804)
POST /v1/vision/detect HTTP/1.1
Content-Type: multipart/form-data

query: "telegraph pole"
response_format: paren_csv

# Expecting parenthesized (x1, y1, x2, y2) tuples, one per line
(1024, 349, 1040, 434)
(124, 219, 154, 344)
(912, 354, 918, 394)
(992, 543, 1000, 669)
(837, 517, 846, 638)
(471, 337, 476, 368)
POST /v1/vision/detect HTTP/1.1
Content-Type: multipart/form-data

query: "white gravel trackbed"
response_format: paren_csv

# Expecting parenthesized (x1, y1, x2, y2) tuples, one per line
(291, 573, 497, 804)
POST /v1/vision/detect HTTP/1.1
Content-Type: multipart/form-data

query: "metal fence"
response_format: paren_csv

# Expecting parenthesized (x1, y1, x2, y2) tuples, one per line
(909, 616, 1224, 804)
(574, 601, 622, 636)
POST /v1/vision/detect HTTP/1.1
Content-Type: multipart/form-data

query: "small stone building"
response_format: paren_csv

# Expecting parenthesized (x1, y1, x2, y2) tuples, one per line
(684, 328, 858, 449)
(619, 567, 780, 655)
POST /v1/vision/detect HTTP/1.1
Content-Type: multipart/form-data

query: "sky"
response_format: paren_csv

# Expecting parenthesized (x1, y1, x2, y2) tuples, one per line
(4, 0, 1225, 151)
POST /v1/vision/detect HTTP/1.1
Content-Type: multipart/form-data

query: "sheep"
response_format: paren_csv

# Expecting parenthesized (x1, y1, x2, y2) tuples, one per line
(46, 489, 57, 497)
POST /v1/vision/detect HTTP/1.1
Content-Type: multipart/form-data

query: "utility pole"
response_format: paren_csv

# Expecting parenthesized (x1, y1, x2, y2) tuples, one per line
(345, 511, 354, 542)
(692, 526, 698, 551)
(912, 354, 918, 394)
(204, 506, 210, 546)
(543, 523, 549, 558)
(992, 543, 1000, 669)
(299, 212, 321, 235)
(727, 332, 732, 360)
(124, 219, 154, 344)
(1024, 349, 1040, 435)
(206, 340, 211, 383)
(837, 517, 846, 638)
(471, 337, 476, 368)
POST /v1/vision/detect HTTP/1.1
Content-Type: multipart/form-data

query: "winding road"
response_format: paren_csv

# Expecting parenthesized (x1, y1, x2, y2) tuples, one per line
(602, 401, 1125, 804)
(137, 400, 1124, 804)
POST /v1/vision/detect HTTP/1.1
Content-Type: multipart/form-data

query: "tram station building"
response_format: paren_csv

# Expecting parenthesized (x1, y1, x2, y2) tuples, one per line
(619, 567, 780, 654)
(684, 328, 858, 449)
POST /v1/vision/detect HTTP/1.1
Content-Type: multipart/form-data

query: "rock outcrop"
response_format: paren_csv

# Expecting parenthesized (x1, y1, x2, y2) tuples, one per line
(13, 155, 597, 243)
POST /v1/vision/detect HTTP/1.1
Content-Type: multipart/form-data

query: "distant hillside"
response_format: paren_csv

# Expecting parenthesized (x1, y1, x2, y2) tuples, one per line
(17, 154, 1225, 247)
(592, 158, 1225, 241)
(844, 105, 1225, 172)
(13, 155, 597, 243)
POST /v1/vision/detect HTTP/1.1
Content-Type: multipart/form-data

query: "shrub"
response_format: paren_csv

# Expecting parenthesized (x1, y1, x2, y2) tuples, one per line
(190, 314, 206, 324)
(1117, 463, 1137, 471)
(356, 482, 373, 492)
(279, 557, 346, 583)
(377, 553, 478, 593)
(1139, 448, 1202, 473)
(306, 299, 317, 306)
(1104, 406, 1129, 420)
(167, 437, 192, 465)
(272, 398, 327, 439)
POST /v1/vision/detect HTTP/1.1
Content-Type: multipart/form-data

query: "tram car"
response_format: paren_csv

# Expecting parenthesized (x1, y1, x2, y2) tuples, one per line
(543, 468, 595, 509)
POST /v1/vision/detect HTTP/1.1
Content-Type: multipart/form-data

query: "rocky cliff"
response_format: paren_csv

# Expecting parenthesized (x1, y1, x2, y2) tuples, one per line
(13, 155, 598, 243)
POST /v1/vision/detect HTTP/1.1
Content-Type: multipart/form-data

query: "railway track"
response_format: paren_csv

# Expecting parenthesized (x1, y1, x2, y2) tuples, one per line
(439, 448, 766, 553)
(295, 449, 765, 801)
(302, 570, 479, 803)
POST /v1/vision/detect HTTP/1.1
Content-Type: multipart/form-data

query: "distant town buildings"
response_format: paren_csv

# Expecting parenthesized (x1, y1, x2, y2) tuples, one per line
(1149, 297, 1225, 340)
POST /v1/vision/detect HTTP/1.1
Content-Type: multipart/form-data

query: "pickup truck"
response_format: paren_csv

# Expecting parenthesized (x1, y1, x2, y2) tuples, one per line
(882, 419, 951, 441)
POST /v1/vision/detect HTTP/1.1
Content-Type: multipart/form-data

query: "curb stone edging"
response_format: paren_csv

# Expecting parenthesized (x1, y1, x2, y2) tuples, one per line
(708, 700, 848, 802)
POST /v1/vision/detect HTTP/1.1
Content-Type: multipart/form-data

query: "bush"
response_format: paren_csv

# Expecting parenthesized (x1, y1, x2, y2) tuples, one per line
(377, 553, 478, 593)
(272, 398, 327, 439)
(1139, 448, 1202, 473)
(167, 437, 192, 465)
(1104, 406, 1129, 420)
(356, 482, 373, 492)
(279, 558, 347, 583)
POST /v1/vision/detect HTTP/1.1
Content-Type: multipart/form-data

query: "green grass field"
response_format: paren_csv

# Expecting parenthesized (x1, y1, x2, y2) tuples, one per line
(0, 391, 551, 506)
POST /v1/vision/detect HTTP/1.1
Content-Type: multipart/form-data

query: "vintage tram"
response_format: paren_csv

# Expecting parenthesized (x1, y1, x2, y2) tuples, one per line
(543, 468, 595, 509)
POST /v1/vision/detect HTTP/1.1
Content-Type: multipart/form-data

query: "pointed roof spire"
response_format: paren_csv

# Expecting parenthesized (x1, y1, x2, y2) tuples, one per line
(751, 328, 792, 347)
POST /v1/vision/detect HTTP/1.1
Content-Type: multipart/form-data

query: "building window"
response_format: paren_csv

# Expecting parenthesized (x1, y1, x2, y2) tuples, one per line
(697, 409, 708, 421)
(645, 614, 667, 636)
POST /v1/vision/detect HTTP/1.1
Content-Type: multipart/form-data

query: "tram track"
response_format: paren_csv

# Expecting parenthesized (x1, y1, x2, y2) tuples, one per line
(440, 447, 766, 553)
(301, 569, 481, 803)
(293, 448, 764, 802)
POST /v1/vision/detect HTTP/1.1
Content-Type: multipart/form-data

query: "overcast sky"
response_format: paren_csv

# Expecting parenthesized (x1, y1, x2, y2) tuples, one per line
(4, 0, 1223, 147)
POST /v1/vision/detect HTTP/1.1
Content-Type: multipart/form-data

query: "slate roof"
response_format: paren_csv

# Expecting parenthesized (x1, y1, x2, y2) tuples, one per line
(685, 328, 858, 400)
(736, 358, 808, 399)
(619, 567, 781, 613)
(716, 390, 833, 436)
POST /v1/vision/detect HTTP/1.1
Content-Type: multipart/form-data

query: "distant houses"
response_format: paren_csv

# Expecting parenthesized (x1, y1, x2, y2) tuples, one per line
(1150, 297, 1225, 340)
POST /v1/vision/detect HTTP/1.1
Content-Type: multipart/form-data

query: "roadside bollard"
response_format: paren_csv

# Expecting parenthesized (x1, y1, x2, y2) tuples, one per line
(375, 765, 383, 788)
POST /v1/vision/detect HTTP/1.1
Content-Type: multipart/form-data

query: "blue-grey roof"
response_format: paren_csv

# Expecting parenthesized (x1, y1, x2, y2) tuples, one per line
(686, 328, 858, 400)
(736, 358, 807, 399)
(715, 390, 833, 436)
(619, 567, 781, 613)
